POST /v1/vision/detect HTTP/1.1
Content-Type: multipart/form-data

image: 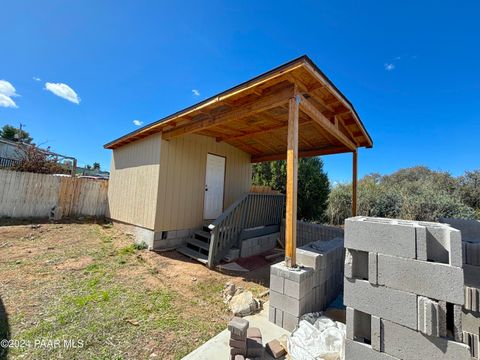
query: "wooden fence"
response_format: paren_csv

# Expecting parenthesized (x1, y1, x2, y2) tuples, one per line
(0, 169, 108, 219)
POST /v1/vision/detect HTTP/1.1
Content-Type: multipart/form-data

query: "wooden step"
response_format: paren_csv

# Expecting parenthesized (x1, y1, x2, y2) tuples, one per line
(177, 246, 208, 264)
(187, 238, 210, 251)
(194, 229, 211, 240)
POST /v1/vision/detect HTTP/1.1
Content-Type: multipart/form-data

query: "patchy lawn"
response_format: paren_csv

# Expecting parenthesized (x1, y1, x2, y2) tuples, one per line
(0, 221, 268, 359)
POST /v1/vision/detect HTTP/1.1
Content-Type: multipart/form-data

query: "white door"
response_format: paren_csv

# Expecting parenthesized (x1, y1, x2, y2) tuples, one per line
(204, 154, 226, 220)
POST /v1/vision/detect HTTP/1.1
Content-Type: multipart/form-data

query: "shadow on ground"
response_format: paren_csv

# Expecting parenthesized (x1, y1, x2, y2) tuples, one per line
(0, 296, 9, 360)
(0, 217, 107, 227)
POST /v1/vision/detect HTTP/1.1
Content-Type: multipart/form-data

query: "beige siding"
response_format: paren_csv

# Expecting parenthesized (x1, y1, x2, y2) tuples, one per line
(107, 133, 161, 229)
(155, 134, 252, 231)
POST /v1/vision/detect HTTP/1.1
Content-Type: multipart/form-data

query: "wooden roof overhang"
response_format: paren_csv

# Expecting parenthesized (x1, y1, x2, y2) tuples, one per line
(104, 55, 373, 162)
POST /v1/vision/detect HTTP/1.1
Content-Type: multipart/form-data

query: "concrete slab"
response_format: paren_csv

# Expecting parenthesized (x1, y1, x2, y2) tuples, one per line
(182, 303, 290, 360)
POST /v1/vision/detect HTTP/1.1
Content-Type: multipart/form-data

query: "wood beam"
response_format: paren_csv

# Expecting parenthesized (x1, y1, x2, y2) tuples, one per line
(217, 122, 287, 142)
(251, 146, 347, 163)
(298, 95, 356, 151)
(285, 95, 299, 268)
(352, 150, 358, 217)
(162, 85, 294, 140)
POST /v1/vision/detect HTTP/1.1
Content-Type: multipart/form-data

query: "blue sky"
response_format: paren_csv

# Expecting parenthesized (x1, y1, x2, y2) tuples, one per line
(1, 1, 479, 183)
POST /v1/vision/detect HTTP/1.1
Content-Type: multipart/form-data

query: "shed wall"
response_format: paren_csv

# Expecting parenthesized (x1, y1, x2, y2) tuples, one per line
(154, 134, 252, 231)
(107, 133, 161, 229)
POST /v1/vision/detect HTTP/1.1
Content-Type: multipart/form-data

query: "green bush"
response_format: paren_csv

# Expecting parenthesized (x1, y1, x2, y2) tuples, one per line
(327, 167, 478, 225)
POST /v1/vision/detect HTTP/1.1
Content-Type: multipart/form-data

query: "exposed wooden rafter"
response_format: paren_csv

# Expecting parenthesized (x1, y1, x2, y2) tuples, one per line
(162, 85, 295, 140)
(298, 95, 356, 151)
(251, 146, 347, 163)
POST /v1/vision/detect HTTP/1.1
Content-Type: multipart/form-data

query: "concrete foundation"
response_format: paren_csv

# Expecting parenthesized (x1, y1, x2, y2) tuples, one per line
(240, 232, 278, 258)
(112, 220, 191, 250)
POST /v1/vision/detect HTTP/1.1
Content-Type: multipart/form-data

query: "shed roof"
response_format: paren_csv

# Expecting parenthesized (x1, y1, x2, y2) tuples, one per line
(104, 55, 372, 161)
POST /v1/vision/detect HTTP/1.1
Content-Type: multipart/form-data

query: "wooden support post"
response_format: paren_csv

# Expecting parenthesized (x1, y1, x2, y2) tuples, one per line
(285, 95, 299, 268)
(352, 150, 358, 217)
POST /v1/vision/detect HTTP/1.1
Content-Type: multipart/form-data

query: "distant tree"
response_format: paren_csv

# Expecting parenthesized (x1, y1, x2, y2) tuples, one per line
(92, 162, 101, 171)
(252, 157, 330, 222)
(0, 124, 33, 143)
(86, 165, 92, 170)
(326, 167, 477, 225)
(11, 144, 68, 174)
(457, 170, 480, 213)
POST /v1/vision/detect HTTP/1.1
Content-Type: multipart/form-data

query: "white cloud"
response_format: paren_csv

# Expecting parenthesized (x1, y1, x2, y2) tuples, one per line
(45, 82, 80, 104)
(33, 76, 41, 81)
(192, 89, 200, 96)
(0, 94, 17, 108)
(384, 63, 395, 71)
(133, 119, 143, 126)
(0, 80, 19, 108)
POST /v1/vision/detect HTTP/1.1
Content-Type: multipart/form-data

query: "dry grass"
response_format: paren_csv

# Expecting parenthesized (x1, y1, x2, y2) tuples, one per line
(0, 221, 268, 359)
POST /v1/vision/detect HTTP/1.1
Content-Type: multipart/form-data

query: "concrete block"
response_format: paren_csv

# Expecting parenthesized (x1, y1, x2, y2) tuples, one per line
(274, 308, 283, 328)
(296, 238, 343, 270)
(463, 331, 479, 359)
(228, 317, 249, 338)
(345, 248, 353, 278)
(344, 278, 418, 330)
(266, 339, 286, 359)
(465, 286, 480, 312)
(382, 319, 471, 360)
(418, 296, 440, 337)
(270, 261, 314, 283)
(284, 276, 313, 300)
(345, 217, 418, 259)
(269, 290, 311, 317)
(346, 307, 354, 340)
(345, 340, 399, 360)
(415, 222, 463, 267)
(377, 254, 464, 304)
(461, 309, 480, 335)
(283, 311, 299, 332)
(369, 252, 378, 285)
(439, 218, 480, 243)
(438, 301, 448, 338)
(229, 338, 247, 349)
(464, 264, 480, 288)
(465, 242, 480, 266)
(371, 315, 381, 352)
(268, 305, 275, 323)
(269, 274, 284, 294)
(453, 304, 463, 342)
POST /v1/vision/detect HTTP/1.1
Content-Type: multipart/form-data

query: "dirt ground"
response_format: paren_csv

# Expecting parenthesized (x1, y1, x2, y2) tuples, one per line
(0, 220, 270, 360)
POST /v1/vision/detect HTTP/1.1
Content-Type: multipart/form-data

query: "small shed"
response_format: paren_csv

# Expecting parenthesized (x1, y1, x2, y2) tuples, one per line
(104, 55, 373, 267)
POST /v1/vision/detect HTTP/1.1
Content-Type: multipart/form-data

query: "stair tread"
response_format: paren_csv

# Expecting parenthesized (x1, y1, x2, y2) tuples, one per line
(194, 229, 211, 239)
(177, 246, 208, 264)
(187, 238, 210, 251)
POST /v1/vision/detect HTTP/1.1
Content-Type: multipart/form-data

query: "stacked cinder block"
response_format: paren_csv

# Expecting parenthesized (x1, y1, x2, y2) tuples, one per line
(344, 216, 472, 360)
(240, 232, 279, 258)
(269, 238, 344, 331)
(227, 317, 264, 360)
(440, 218, 480, 359)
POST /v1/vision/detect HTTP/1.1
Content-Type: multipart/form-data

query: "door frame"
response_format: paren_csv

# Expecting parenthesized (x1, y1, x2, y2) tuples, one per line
(203, 152, 227, 220)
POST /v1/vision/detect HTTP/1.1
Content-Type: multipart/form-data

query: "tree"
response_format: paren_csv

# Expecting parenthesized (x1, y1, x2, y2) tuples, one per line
(456, 170, 480, 215)
(252, 157, 330, 222)
(92, 162, 101, 171)
(11, 144, 68, 174)
(0, 124, 33, 143)
(326, 167, 477, 225)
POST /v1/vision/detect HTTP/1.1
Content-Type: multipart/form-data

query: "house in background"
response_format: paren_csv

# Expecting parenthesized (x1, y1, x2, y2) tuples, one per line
(104, 55, 373, 268)
(0, 138, 23, 167)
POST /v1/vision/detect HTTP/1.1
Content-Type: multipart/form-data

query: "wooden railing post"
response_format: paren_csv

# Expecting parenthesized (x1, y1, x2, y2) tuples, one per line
(352, 150, 358, 217)
(285, 94, 299, 268)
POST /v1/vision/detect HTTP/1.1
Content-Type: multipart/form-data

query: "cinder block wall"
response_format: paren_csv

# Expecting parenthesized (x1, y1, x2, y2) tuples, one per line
(440, 218, 480, 359)
(268, 238, 344, 331)
(344, 216, 474, 360)
(279, 220, 343, 247)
